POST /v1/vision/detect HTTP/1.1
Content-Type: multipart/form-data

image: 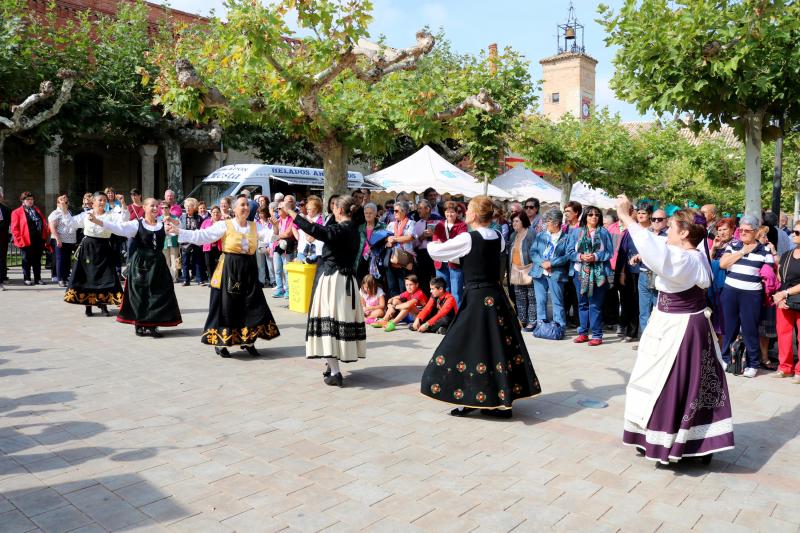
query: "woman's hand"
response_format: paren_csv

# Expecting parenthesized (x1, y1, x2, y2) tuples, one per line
(116, 194, 126, 206)
(87, 212, 102, 226)
(541, 260, 551, 270)
(773, 291, 787, 305)
(741, 242, 757, 255)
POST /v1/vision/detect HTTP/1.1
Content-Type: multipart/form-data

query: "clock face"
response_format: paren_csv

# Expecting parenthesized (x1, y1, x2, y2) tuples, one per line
(582, 102, 590, 117)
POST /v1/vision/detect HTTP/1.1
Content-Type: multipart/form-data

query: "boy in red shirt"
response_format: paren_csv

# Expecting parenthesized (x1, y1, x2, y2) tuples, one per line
(412, 277, 457, 334)
(375, 274, 428, 332)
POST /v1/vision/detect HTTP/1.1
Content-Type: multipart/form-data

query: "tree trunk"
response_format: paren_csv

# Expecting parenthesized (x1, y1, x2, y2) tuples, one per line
(771, 116, 784, 215)
(559, 172, 573, 210)
(795, 190, 800, 222)
(743, 109, 765, 221)
(163, 137, 183, 200)
(319, 137, 349, 209)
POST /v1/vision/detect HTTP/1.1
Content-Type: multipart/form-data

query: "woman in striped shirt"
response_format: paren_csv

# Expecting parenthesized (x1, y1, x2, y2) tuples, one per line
(719, 214, 774, 377)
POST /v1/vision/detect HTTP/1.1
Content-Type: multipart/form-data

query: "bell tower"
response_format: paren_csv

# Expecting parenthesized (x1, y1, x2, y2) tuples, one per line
(539, 3, 597, 121)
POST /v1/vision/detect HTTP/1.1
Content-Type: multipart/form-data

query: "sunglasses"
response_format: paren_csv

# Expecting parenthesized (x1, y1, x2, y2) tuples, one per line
(586, 212, 600, 217)
(793, 230, 800, 236)
(651, 217, 665, 222)
(525, 205, 536, 209)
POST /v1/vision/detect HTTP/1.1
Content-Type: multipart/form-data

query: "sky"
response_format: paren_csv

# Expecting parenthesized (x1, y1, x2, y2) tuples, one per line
(156, 0, 649, 121)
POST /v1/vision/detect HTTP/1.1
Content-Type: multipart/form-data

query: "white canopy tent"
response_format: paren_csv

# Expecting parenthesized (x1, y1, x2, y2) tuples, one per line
(491, 165, 561, 203)
(491, 164, 616, 209)
(367, 145, 512, 199)
(570, 181, 616, 209)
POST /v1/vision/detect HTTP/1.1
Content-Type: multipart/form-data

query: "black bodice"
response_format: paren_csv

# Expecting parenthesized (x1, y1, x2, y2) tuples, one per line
(129, 220, 166, 255)
(461, 230, 502, 285)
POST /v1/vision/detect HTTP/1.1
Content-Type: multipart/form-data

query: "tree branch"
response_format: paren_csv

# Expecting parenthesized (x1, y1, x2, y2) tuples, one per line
(175, 59, 229, 109)
(350, 31, 435, 83)
(1, 69, 77, 135)
(164, 117, 223, 149)
(434, 89, 501, 121)
(434, 141, 469, 162)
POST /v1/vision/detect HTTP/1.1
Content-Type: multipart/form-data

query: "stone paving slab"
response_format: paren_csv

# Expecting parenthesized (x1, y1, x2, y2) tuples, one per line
(1, 270, 799, 532)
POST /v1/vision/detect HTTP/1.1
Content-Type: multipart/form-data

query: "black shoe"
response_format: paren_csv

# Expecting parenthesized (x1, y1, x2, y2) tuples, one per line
(323, 364, 331, 378)
(99, 305, 111, 317)
(149, 327, 163, 338)
(215, 347, 231, 358)
(85, 306, 93, 317)
(450, 407, 477, 417)
(35, 280, 46, 285)
(699, 453, 713, 465)
(135, 327, 145, 337)
(182, 281, 190, 286)
(241, 345, 258, 356)
(436, 326, 448, 335)
(324, 373, 343, 387)
(481, 408, 513, 419)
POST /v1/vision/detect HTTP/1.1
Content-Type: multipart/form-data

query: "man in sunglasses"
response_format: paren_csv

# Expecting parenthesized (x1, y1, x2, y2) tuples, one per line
(524, 197, 542, 233)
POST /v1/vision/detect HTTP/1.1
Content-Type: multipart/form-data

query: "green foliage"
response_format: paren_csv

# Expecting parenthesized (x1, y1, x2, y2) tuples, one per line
(150, 0, 535, 179)
(511, 109, 645, 199)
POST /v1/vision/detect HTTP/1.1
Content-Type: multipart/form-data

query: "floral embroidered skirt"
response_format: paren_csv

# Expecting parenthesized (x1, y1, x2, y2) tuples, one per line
(306, 271, 366, 362)
(64, 236, 122, 306)
(202, 253, 279, 346)
(420, 282, 541, 409)
(623, 312, 734, 463)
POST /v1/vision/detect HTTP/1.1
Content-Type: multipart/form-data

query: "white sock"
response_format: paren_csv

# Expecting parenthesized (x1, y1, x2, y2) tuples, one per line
(326, 358, 340, 375)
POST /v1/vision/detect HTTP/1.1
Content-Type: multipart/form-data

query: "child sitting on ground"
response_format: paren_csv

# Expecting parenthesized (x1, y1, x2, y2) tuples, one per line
(359, 274, 386, 325)
(374, 274, 428, 332)
(411, 276, 458, 334)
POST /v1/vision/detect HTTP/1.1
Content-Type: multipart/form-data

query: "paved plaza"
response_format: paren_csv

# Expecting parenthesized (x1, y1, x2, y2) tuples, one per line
(1, 271, 799, 533)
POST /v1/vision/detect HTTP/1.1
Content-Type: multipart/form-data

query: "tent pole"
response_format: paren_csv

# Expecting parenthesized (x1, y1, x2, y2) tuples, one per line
(483, 176, 488, 195)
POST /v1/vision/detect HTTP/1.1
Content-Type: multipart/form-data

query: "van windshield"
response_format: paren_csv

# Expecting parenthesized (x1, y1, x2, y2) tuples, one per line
(184, 181, 237, 207)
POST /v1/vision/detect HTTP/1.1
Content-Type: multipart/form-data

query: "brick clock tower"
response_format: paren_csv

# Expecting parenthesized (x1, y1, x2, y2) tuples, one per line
(539, 3, 597, 121)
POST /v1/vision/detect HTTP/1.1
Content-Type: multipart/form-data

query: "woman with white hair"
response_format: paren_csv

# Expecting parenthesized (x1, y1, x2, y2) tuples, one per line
(719, 214, 774, 377)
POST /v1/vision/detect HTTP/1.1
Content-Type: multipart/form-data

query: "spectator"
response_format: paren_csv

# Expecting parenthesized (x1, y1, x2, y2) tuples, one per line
(159, 201, 181, 282)
(764, 211, 792, 257)
(779, 213, 792, 236)
(432, 201, 468, 308)
(81, 192, 94, 212)
(179, 198, 206, 286)
(197, 201, 209, 222)
(719, 214, 774, 378)
(423, 187, 444, 218)
(201, 205, 223, 285)
(128, 189, 144, 220)
(255, 207, 274, 287)
(375, 274, 428, 331)
(10, 191, 50, 286)
(272, 199, 299, 298)
(756, 225, 780, 370)
(604, 209, 622, 332)
(0, 187, 11, 289)
(104, 187, 122, 213)
(324, 194, 340, 226)
(636, 208, 668, 333)
(530, 209, 571, 329)
(569, 205, 613, 346)
(165, 189, 183, 217)
(773, 222, 800, 383)
(413, 199, 442, 294)
(701, 203, 718, 237)
(508, 211, 536, 331)
(379, 199, 395, 225)
(509, 202, 522, 216)
(357, 202, 386, 284)
(351, 189, 366, 227)
(562, 200, 583, 327)
(359, 274, 386, 325)
(219, 196, 234, 219)
(492, 202, 511, 287)
(412, 276, 457, 334)
(384, 200, 416, 297)
(48, 192, 78, 287)
(296, 196, 324, 264)
(616, 204, 652, 341)
(524, 197, 542, 232)
(709, 217, 736, 337)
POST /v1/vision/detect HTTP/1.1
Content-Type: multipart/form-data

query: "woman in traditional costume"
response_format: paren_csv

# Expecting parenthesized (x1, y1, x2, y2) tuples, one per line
(166, 197, 279, 357)
(282, 195, 366, 387)
(616, 195, 734, 464)
(64, 192, 127, 317)
(86, 198, 182, 337)
(420, 196, 541, 418)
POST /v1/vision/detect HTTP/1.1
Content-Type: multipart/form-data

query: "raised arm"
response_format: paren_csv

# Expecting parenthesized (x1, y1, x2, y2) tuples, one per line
(100, 219, 142, 239)
(290, 211, 335, 242)
(427, 232, 471, 263)
(176, 220, 227, 246)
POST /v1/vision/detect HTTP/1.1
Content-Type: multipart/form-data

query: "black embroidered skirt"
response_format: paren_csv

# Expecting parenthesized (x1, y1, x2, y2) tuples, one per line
(420, 282, 541, 409)
(202, 253, 279, 346)
(64, 236, 123, 306)
(117, 248, 182, 327)
(306, 271, 366, 362)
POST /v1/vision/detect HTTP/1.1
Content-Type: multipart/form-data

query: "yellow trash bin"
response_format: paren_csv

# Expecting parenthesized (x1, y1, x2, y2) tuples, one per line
(286, 262, 317, 314)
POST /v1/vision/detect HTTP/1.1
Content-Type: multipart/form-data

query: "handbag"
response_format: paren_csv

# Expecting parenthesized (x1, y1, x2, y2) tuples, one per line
(779, 253, 800, 310)
(510, 264, 532, 286)
(533, 320, 565, 341)
(390, 247, 413, 268)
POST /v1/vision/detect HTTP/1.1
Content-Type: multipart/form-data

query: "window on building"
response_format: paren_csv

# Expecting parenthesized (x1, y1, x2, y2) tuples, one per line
(551, 92, 560, 103)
